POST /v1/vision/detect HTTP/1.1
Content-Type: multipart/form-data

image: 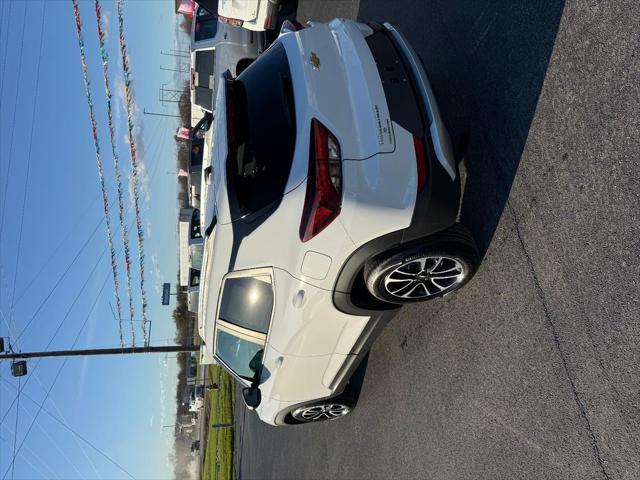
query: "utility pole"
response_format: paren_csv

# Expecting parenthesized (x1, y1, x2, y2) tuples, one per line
(1, 345, 199, 361)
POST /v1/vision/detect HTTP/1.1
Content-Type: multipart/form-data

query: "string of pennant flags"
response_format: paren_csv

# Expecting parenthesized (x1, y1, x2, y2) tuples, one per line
(116, 0, 150, 344)
(94, 0, 137, 346)
(72, 0, 126, 347)
(72, 0, 152, 346)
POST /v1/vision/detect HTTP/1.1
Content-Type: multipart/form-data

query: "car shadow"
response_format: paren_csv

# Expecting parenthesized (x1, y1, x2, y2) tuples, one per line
(357, 0, 566, 258)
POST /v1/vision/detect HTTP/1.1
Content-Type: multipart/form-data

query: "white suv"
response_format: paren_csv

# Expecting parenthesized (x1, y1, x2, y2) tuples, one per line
(198, 19, 480, 425)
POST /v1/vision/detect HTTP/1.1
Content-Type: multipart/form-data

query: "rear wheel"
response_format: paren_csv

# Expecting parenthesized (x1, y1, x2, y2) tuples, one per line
(364, 223, 479, 304)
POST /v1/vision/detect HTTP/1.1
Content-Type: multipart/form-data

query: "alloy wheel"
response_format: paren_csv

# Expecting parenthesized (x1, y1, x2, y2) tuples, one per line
(292, 403, 351, 422)
(383, 255, 465, 299)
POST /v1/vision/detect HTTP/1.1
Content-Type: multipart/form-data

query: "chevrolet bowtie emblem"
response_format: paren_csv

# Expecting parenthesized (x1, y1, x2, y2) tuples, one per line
(310, 52, 320, 71)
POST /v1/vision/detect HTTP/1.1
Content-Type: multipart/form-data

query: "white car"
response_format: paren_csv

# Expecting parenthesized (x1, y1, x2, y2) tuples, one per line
(198, 19, 480, 425)
(217, 0, 284, 31)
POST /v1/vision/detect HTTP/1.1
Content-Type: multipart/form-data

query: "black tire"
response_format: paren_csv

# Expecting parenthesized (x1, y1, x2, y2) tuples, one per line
(364, 223, 479, 304)
(285, 393, 356, 425)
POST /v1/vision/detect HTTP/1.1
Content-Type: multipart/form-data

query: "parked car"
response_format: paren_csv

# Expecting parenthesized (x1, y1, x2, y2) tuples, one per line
(190, 3, 266, 113)
(198, 19, 479, 426)
(190, 440, 201, 457)
(215, 0, 287, 31)
(188, 386, 205, 412)
(179, 207, 204, 313)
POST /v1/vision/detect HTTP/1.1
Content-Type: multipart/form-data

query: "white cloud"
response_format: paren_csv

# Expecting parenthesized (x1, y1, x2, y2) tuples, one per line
(102, 8, 111, 40)
(151, 252, 163, 295)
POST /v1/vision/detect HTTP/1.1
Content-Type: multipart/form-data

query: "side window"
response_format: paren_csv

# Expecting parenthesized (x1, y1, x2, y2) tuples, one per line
(192, 113, 212, 140)
(218, 276, 273, 334)
(215, 329, 263, 380)
(190, 139, 204, 167)
(190, 209, 202, 239)
(189, 268, 201, 288)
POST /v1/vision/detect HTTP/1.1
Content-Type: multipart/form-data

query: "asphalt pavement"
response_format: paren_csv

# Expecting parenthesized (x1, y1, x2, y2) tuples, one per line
(236, 1, 640, 479)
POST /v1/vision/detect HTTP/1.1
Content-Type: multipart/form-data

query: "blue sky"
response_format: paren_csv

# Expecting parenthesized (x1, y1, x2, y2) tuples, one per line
(0, 1, 191, 478)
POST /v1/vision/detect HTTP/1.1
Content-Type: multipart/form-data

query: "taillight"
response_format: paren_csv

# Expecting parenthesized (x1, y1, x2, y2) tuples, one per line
(413, 136, 428, 191)
(219, 15, 243, 27)
(299, 119, 342, 242)
(264, 15, 273, 30)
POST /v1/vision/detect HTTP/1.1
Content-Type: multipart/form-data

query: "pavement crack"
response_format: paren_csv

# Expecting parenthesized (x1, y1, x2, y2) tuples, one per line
(507, 201, 611, 480)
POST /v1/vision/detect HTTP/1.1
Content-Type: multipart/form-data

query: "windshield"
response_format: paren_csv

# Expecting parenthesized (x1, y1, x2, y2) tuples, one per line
(227, 43, 296, 215)
(215, 330, 263, 380)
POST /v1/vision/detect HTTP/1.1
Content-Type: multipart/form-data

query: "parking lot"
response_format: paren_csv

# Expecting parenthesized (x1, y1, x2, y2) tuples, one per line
(234, 1, 640, 479)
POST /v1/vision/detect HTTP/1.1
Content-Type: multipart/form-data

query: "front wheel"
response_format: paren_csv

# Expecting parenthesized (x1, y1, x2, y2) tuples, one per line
(364, 223, 479, 304)
(287, 395, 355, 424)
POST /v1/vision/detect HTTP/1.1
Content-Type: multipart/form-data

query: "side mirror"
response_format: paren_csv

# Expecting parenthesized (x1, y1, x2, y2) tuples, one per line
(241, 386, 261, 410)
(249, 349, 264, 374)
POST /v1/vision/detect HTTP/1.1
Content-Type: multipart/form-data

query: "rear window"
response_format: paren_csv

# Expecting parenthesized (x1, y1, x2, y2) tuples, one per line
(219, 277, 273, 334)
(194, 6, 218, 42)
(194, 50, 215, 110)
(227, 43, 296, 215)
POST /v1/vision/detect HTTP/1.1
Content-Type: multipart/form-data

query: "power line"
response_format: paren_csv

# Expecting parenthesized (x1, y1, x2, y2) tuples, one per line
(31, 374, 102, 479)
(2, 381, 86, 479)
(0, 0, 28, 239)
(12, 213, 105, 345)
(12, 197, 103, 307)
(0, 0, 13, 105)
(0, 377, 136, 480)
(10, 377, 20, 480)
(0, 247, 109, 427)
(0, 263, 117, 480)
(0, 428, 56, 480)
(5, 0, 47, 354)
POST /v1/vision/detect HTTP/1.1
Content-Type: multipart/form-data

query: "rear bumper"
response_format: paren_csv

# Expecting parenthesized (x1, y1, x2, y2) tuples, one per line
(333, 23, 461, 315)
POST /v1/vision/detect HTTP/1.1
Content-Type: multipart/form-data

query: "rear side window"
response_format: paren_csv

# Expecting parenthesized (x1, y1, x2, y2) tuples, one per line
(227, 43, 296, 215)
(218, 277, 273, 334)
(194, 50, 215, 110)
(194, 6, 218, 42)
